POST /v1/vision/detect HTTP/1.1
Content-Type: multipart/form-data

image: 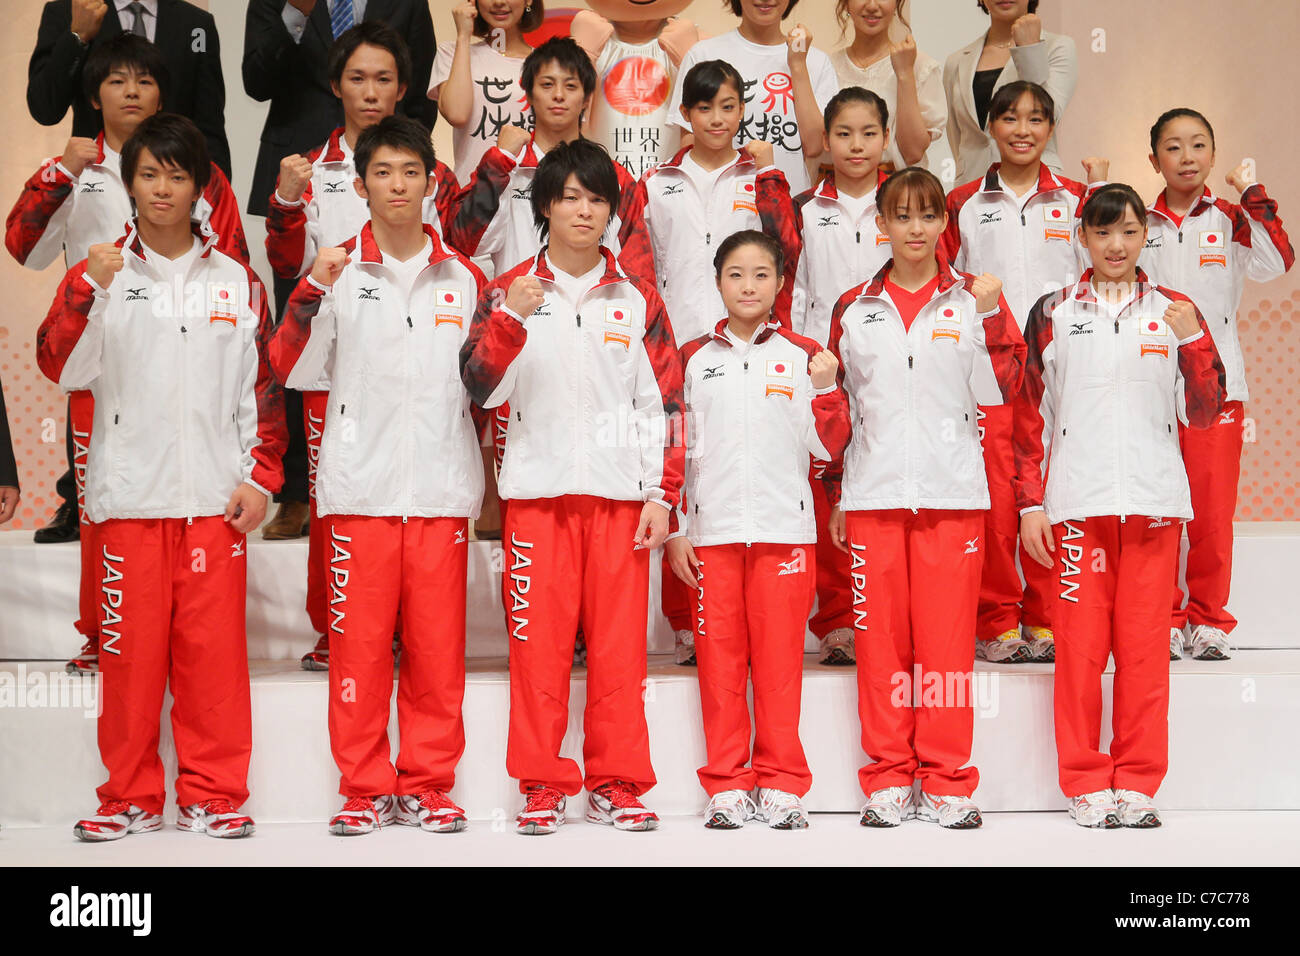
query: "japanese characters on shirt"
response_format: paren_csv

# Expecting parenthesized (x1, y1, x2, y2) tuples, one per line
(430, 39, 535, 185)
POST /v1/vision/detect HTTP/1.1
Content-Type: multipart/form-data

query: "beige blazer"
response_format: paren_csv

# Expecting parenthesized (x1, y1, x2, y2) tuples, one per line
(942, 31, 1078, 184)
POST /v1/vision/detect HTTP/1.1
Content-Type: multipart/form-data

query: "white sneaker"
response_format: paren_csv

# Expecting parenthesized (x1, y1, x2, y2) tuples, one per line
(176, 799, 256, 838)
(586, 781, 659, 831)
(395, 791, 468, 833)
(1068, 789, 1121, 829)
(328, 795, 396, 836)
(703, 789, 756, 829)
(818, 627, 856, 665)
(917, 791, 983, 829)
(1169, 626, 1186, 661)
(1022, 625, 1055, 661)
(516, 786, 567, 836)
(73, 800, 162, 842)
(1115, 789, 1162, 828)
(1189, 624, 1232, 661)
(859, 786, 916, 827)
(674, 628, 696, 665)
(976, 628, 1033, 663)
(756, 787, 809, 830)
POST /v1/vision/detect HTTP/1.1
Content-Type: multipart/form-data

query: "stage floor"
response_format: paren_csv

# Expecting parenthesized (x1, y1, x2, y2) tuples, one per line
(3, 810, 1297, 867)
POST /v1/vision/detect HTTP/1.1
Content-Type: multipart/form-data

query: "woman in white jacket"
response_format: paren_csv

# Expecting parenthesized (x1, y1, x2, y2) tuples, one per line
(1015, 184, 1226, 830)
(941, 1, 1076, 184)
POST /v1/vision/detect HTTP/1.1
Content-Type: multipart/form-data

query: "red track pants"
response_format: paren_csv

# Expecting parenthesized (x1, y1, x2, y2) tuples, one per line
(94, 516, 252, 813)
(846, 509, 983, 797)
(1172, 400, 1243, 632)
(324, 515, 468, 796)
(978, 403, 1054, 638)
(71, 390, 96, 641)
(692, 542, 815, 796)
(809, 469, 853, 638)
(503, 495, 655, 796)
(1053, 515, 1177, 798)
(303, 390, 328, 635)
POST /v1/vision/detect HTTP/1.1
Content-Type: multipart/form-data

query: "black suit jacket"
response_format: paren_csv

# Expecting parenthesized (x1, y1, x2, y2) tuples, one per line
(0, 375, 18, 491)
(26, 0, 232, 178)
(242, 0, 436, 217)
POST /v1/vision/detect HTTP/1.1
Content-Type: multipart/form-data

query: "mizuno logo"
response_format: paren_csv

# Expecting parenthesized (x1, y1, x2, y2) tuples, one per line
(1148, 518, 1172, 528)
(1145, 237, 1161, 248)
(323, 180, 346, 193)
(358, 286, 380, 301)
(512, 186, 532, 200)
(1219, 411, 1235, 424)
(861, 310, 886, 325)
(662, 183, 683, 196)
(979, 211, 1001, 225)
(231, 540, 245, 558)
(1069, 322, 1092, 335)
(80, 181, 104, 193)
(454, 528, 467, 544)
(818, 214, 840, 227)
(964, 537, 980, 554)
(777, 548, 807, 576)
(702, 364, 725, 380)
(124, 287, 148, 301)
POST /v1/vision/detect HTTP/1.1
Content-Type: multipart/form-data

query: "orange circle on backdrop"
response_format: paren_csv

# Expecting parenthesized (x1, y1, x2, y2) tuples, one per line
(604, 56, 670, 117)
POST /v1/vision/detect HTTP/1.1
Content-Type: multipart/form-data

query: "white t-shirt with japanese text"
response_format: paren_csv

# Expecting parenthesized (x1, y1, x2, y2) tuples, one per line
(429, 38, 534, 185)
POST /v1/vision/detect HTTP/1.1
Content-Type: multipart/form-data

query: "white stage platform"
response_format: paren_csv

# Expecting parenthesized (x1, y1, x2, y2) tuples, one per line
(2, 651, 1298, 829)
(1, 524, 1298, 661)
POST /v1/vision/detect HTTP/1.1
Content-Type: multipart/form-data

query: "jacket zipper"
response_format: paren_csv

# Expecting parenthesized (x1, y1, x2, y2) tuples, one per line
(1113, 302, 1127, 521)
(742, 354, 753, 545)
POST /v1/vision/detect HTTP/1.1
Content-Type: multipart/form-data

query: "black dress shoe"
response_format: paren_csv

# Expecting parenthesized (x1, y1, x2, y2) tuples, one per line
(34, 501, 80, 543)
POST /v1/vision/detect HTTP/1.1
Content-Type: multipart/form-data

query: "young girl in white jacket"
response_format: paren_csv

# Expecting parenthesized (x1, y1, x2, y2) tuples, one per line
(1016, 183, 1226, 829)
(826, 167, 1025, 829)
(666, 229, 849, 830)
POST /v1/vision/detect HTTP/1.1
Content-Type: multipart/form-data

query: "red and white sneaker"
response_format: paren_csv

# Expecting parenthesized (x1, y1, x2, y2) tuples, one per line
(587, 781, 659, 831)
(300, 633, 329, 671)
(73, 800, 162, 842)
(515, 786, 567, 835)
(329, 795, 395, 836)
(66, 634, 100, 675)
(396, 791, 468, 833)
(177, 799, 256, 838)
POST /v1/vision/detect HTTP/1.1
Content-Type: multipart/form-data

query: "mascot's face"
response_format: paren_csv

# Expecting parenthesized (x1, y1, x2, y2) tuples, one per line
(585, 0, 695, 20)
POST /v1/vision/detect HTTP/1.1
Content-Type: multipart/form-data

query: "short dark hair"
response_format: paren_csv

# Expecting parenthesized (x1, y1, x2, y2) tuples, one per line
(714, 229, 784, 278)
(978, 1, 1038, 13)
(475, 0, 545, 37)
(328, 21, 412, 91)
(531, 139, 621, 241)
(876, 166, 945, 218)
(82, 33, 170, 108)
(681, 60, 744, 111)
(727, 0, 800, 20)
(1149, 108, 1215, 156)
(986, 80, 1055, 132)
(1079, 183, 1147, 230)
(354, 115, 436, 180)
(121, 112, 211, 194)
(520, 37, 597, 101)
(824, 86, 889, 133)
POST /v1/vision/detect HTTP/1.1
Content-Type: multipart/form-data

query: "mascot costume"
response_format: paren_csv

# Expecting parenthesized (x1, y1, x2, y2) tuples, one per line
(571, 1, 700, 177)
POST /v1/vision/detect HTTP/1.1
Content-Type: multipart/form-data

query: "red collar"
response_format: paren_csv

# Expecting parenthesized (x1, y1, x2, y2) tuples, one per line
(1149, 186, 1215, 224)
(708, 317, 781, 347)
(980, 161, 1065, 198)
(857, 255, 963, 300)
(1072, 267, 1155, 304)
(657, 146, 754, 175)
(122, 219, 218, 264)
(354, 222, 457, 267)
(526, 245, 626, 287)
(814, 167, 889, 201)
(94, 131, 107, 165)
(321, 127, 348, 165)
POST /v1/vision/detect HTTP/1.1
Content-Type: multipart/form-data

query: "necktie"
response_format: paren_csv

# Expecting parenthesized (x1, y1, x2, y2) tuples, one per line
(330, 0, 355, 39)
(127, 2, 147, 38)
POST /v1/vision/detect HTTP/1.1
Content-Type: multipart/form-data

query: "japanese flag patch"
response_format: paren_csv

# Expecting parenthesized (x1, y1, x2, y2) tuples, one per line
(1042, 203, 1070, 224)
(435, 288, 462, 310)
(766, 359, 793, 379)
(1199, 231, 1225, 249)
(208, 282, 239, 325)
(1199, 230, 1227, 267)
(935, 305, 962, 326)
(1139, 317, 1167, 337)
(605, 304, 632, 326)
(733, 179, 758, 214)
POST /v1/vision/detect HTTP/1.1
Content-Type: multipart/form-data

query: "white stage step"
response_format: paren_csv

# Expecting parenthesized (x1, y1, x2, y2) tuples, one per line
(2, 651, 1298, 828)
(1, 525, 1298, 662)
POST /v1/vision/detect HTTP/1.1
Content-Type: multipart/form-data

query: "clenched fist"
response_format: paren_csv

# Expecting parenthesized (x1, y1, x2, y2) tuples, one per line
(1226, 163, 1256, 195)
(1011, 12, 1043, 46)
(71, 0, 108, 42)
(86, 243, 125, 289)
(1080, 156, 1109, 183)
(452, 1, 478, 38)
(808, 349, 839, 390)
(504, 275, 545, 319)
(889, 34, 918, 77)
(1163, 299, 1200, 340)
(310, 247, 350, 287)
(743, 139, 774, 170)
(971, 273, 1003, 313)
(61, 137, 101, 178)
(277, 154, 314, 204)
(497, 124, 533, 158)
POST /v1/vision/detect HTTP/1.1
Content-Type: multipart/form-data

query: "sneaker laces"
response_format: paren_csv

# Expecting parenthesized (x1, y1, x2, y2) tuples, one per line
(523, 787, 565, 812)
(1078, 789, 1115, 807)
(761, 789, 800, 815)
(198, 798, 237, 815)
(341, 796, 376, 814)
(712, 789, 756, 816)
(96, 799, 132, 816)
(594, 781, 643, 808)
(418, 790, 458, 812)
